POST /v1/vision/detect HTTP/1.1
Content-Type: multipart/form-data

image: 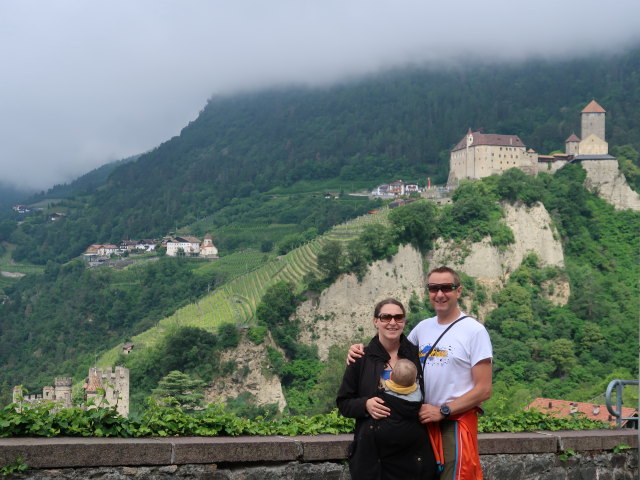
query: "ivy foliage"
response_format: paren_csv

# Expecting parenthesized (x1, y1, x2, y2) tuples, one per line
(0, 400, 608, 438)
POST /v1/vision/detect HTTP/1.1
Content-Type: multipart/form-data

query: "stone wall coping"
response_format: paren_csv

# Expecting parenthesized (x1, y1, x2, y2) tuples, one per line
(0, 430, 636, 469)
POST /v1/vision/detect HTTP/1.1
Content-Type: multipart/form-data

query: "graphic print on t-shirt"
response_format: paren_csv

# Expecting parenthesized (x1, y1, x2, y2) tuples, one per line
(418, 344, 452, 367)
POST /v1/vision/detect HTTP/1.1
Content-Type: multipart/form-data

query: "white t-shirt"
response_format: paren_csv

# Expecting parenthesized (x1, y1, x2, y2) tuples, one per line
(407, 313, 492, 406)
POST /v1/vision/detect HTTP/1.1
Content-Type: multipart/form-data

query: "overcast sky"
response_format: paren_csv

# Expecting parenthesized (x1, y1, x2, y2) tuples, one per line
(1, 1, 639, 191)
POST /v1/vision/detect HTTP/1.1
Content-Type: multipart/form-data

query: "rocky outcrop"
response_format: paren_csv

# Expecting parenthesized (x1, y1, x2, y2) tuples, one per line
(297, 244, 425, 361)
(204, 334, 286, 411)
(428, 202, 565, 278)
(296, 202, 569, 359)
(581, 159, 640, 211)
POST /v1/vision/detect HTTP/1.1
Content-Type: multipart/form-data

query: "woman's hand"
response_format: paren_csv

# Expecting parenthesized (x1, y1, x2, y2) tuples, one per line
(366, 397, 391, 419)
(346, 343, 365, 365)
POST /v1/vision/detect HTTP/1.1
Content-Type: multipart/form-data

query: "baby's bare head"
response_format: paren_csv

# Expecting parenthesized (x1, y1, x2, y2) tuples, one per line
(390, 359, 417, 387)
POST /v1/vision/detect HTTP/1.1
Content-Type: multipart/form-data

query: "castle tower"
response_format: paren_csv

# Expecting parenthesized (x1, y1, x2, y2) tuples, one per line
(565, 133, 580, 156)
(54, 377, 73, 409)
(581, 100, 606, 142)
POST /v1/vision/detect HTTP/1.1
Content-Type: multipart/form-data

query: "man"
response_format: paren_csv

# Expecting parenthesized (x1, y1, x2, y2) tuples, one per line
(348, 266, 492, 480)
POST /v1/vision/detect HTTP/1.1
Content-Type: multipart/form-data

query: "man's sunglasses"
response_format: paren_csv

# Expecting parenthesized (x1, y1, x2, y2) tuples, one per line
(427, 283, 460, 293)
(375, 313, 406, 323)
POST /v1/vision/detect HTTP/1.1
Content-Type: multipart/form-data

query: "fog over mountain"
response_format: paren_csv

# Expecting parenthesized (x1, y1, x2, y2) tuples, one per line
(1, 0, 639, 190)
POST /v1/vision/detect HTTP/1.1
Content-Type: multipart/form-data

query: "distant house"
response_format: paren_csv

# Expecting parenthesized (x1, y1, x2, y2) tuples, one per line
(121, 343, 135, 355)
(119, 240, 138, 252)
(136, 239, 156, 252)
(166, 236, 201, 257)
(12, 205, 31, 214)
(85, 244, 102, 255)
(526, 398, 638, 428)
(50, 212, 65, 221)
(200, 234, 219, 258)
(97, 244, 118, 256)
(371, 180, 421, 198)
(371, 184, 393, 197)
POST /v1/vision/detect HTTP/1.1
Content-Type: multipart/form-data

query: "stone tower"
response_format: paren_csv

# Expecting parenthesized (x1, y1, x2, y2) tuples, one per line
(54, 377, 73, 409)
(581, 99, 606, 142)
(565, 133, 580, 156)
(84, 366, 130, 417)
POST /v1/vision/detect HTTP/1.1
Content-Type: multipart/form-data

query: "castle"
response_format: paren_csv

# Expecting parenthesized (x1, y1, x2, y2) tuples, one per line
(12, 377, 73, 411)
(83, 366, 130, 418)
(447, 100, 614, 186)
(12, 366, 130, 418)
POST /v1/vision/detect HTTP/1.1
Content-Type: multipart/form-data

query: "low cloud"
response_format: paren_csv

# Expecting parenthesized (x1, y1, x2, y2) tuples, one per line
(1, 0, 639, 190)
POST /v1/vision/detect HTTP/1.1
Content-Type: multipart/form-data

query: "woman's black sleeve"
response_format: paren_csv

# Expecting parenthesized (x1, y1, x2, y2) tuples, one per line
(336, 359, 369, 419)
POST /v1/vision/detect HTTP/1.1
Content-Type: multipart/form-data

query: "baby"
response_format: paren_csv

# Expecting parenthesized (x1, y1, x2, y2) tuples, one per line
(383, 358, 423, 403)
(351, 358, 433, 479)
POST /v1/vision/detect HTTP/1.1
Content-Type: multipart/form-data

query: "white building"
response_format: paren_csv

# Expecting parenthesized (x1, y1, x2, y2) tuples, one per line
(166, 236, 201, 257)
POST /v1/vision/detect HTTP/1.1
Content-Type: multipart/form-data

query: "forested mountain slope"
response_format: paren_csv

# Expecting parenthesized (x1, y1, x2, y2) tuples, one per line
(8, 47, 640, 264)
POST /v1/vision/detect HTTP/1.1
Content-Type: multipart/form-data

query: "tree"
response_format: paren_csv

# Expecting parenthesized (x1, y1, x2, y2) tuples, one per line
(547, 339, 577, 378)
(152, 370, 205, 409)
(389, 200, 437, 251)
(316, 240, 344, 280)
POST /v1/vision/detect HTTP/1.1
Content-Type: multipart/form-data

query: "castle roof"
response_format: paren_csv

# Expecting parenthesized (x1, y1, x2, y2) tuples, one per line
(451, 131, 525, 152)
(581, 100, 606, 114)
(565, 133, 580, 143)
(84, 371, 103, 393)
(571, 154, 616, 162)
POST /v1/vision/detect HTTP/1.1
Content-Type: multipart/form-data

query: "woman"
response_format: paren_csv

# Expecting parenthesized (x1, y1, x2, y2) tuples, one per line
(336, 298, 437, 480)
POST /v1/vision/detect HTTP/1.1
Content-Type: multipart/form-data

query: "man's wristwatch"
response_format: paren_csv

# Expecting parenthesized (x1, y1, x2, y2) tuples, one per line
(440, 404, 451, 419)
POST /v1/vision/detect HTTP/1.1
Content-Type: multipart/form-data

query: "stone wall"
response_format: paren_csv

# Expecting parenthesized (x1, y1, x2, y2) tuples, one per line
(581, 159, 640, 211)
(1, 430, 636, 479)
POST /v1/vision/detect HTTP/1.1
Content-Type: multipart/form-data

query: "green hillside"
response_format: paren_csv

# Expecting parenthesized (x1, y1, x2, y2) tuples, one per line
(1, 48, 639, 413)
(97, 208, 391, 367)
(7, 47, 640, 264)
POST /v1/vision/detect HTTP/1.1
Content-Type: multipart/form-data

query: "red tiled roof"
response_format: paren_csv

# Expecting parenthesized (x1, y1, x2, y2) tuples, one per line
(171, 236, 201, 244)
(565, 133, 581, 143)
(581, 100, 606, 114)
(84, 372, 103, 393)
(526, 398, 637, 426)
(451, 132, 525, 152)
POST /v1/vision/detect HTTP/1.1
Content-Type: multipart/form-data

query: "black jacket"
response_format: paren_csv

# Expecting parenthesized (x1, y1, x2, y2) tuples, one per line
(336, 335, 436, 480)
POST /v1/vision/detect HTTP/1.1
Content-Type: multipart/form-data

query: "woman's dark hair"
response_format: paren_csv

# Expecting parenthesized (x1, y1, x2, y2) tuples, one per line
(373, 298, 406, 318)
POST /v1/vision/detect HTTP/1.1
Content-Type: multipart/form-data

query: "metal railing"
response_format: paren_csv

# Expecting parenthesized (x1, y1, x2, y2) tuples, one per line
(605, 379, 639, 428)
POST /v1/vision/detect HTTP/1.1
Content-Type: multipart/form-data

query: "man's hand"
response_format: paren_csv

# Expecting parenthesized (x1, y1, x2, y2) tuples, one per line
(346, 343, 365, 365)
(418, 404, 444, 424)
(366, 397, 390, 419)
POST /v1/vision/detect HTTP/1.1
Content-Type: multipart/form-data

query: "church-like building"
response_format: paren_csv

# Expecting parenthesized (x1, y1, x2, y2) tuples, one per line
(447, 100, 614, 186)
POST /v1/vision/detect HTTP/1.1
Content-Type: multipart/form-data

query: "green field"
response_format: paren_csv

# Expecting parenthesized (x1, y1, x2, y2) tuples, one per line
(0, 244, 43, 293)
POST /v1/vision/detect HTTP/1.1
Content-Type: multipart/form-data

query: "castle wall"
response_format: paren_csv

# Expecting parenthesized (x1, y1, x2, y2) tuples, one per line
(536, 160, 568, 175)
(449, 144, 534, 185)
(578, 134, 608, 155)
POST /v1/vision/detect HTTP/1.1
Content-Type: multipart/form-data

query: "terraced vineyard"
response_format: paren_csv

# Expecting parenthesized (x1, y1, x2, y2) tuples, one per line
(98, 208, 391, 365)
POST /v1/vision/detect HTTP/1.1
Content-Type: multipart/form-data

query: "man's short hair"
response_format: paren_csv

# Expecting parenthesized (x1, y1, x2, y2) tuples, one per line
(427, 266, 461, 286)
(391, 359, 417, 387)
